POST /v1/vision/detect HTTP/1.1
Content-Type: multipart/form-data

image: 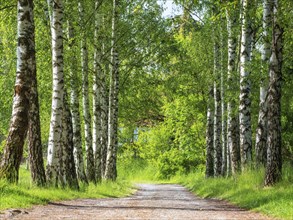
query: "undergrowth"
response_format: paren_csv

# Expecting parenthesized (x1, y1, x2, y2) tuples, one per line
(170, 164, 293, 219)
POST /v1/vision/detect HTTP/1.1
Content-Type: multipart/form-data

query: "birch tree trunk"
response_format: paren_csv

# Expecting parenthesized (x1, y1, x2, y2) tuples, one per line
(220, 30, 227, 177)
(100, 16, 108, 178)
(0, 0, 33, 183)
(46, 0, 65, 186)
(105, 0, 119, 181)
(226, 8, 240, 175)
(205, 87, 214, 178)
(214, 42, 222, 177)
(78, 1, 95, 183)
(264, 0, 283, 186)
(255, 0, 272, 168)
(100, 44, 108, 178)
(93, 0, 103, 182)
(67, 18, 87, 184)
(239, 0, 252, 170)
(61, 92, 79, 189)
(28, 49, 46, 186)
(24, 0, 46, 186)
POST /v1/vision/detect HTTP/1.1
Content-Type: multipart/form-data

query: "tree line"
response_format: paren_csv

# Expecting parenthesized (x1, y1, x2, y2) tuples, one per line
(0, 0, 292, 188)
(0, 0, 156, 187)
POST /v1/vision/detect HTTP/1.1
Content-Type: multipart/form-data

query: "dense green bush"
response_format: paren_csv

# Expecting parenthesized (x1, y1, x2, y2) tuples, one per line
(119, 94, 206, 179)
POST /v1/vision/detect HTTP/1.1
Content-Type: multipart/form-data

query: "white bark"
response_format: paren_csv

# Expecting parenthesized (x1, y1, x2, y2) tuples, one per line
(239, 0, 252, 169)
(46, 0, 65, 185)
(0, 0, 33, 183)
(220, 30, 227, 176)
(255, 0, 272, 167)
(205, 87, 214, 178)
(79, 1, 95, 182)
(93, 0, 102, 181)
(226, 8, 240, 175)
(105, 0, 119, 180)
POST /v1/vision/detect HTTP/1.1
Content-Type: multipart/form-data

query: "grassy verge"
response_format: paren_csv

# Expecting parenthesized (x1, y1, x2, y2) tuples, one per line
(0, 166, 133, 211)
(118, 158, 293, 219)
(170, 165, 293, 219)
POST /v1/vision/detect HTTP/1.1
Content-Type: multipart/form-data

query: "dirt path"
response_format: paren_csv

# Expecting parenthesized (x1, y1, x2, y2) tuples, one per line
(2, 184, 272, 219)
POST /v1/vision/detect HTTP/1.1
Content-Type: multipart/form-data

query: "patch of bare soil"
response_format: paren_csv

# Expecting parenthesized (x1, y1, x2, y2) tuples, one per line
(1, 184, 273, 219)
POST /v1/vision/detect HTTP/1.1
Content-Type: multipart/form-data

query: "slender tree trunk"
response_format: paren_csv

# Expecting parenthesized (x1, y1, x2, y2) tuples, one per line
(256, 0, 272, 168)
(264, 0, 283, 186)
(100, 37, 108, 178)
(93, 0, 103, 182)
(112, 51, 119, 180)
(214, 42, 222, 177)
(61, 92, 79, 189)
(239, 0, 252, 170)
(220, 30, 227, 177)
(105, 0, 119, 181)
(205, 87, 214, 178)
(78, 1, 95, 183)
(0, 0, 33, 183)
(67, 18, 87, 184)
(46, 0, 64, 186)
(226, 8, 240, 175)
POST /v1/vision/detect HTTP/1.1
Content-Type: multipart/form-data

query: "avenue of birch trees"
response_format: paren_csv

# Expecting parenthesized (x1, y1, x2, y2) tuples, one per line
(0, 0, 292, 188)
(0, 0, 132, 187)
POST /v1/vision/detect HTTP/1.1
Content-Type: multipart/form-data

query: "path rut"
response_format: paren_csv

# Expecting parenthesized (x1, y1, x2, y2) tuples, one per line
(1, 184, 272, 219)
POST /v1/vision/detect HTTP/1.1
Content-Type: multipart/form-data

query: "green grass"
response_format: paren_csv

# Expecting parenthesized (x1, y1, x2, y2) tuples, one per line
(118, 158, 163, 183)
(0, 166, 133, 211)
(118, 159, 293, 219)
(170, 164, 293, 219)
(1, 160, 292, 220)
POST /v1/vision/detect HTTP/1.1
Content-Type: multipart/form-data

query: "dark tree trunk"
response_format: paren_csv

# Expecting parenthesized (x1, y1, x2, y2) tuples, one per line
(265, 0, 283, 186)
(28, 0, 46, 186)
(61, 92, 79, 189)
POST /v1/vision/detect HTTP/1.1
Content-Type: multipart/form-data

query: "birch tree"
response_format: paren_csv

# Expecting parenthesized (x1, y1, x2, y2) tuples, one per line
(220, 29, 227, 176)
(205, 87, 214, 178)
(213, 40, 222, 177)
(0, 0, 35, 183)
(67, 8, 87, 183)
(61, 92, 79, 189)
(226, 6, 240, 175)
(100, 44, 108, 178)
(100, 16, 108, 178)
(93, 0, 103, 182)
(28, 30, 46, 187)
(79, 1, 95, 183)
(255, 0, 272, 167)
(264, 0, 283, 186)
(46, 0, 65, 185)
(239, 0, 253, 169)
(105, 0, 119, 180)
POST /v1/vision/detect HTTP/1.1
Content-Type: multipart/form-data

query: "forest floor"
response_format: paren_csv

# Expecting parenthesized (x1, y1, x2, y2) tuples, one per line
(1, 183, 274, 219)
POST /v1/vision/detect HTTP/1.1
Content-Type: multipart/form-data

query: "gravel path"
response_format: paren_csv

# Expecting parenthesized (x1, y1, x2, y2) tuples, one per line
(1, 184, 272, 219)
